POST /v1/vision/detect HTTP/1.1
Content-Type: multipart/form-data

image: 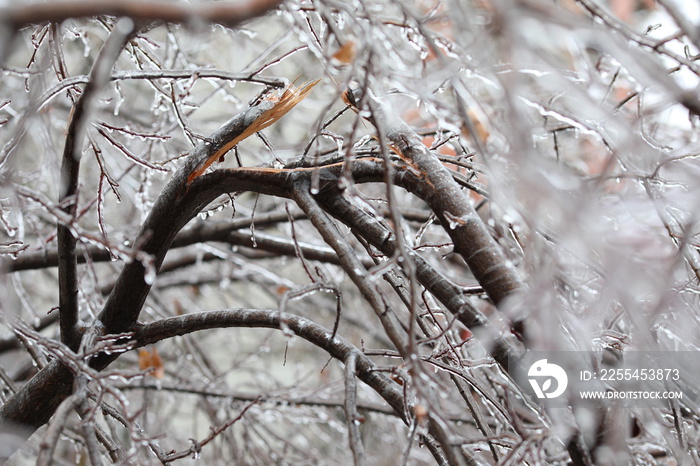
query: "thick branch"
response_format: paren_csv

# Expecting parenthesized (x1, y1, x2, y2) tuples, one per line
(347, 88, 524, 307)
(134, 308, 452, 465)
(97, 105, 294, 334)
(0, 101, 298, 438)
(3, 0, 283, 29)
(1, 150, 517, 451)
(57, 18, 134, 350)
(318, 191, 524, 372)
(134, 309, 409, 419)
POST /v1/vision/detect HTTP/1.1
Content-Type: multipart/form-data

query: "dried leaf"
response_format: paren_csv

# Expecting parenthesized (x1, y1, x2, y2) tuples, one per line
(138, 348, 150, 371)
(187, 79, 321, 184)
(173, 299, 183, 316)
(341, 89, 355, 108)
(150, 347, 165, 379)
(139, 346, 165, 379)
(415, 404, 428, 424)
(332, 40, 355, 64)
(461, 108, 490, 142)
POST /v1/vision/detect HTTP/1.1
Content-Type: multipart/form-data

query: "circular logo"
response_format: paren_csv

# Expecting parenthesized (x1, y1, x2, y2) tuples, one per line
(528, 359, 568, 399)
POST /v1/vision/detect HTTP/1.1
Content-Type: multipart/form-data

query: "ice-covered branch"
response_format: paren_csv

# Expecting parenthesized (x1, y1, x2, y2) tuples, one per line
(57, 18, 134, 350)
(3, 0, 283, 29)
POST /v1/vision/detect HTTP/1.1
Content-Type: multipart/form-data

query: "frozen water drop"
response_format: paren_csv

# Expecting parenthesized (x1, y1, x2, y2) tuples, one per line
(143, 262, 156, 285)
(443, 211, 467, 229)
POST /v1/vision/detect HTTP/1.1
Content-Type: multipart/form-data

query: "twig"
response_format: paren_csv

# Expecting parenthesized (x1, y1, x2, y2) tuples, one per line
(160, 399, 260, 463)
(35, 394, 81, 466)
(344, 352, 366, 466)
(279, 283, 342, 344)
(286, 202, 317, 281)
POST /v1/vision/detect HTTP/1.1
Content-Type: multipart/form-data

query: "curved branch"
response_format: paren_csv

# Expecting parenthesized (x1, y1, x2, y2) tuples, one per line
(204, 159, 525, 370)
(133, 308, 451, 465)
(96, 104, 294, 335)
(3, 0, 283, 29)
(135, 309, 408, 417)
(318, 191, 525, 372)
(57, 18, 134, 350)
(346, 88, 525, 307)
(0, 148, 520, 451)
(0, 99, 301, 437)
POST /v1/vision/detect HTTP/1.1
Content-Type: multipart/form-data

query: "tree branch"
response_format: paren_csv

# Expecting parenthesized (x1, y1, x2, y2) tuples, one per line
(0, 99, 303, 440)
(343, 352, 366, 466)
(96, 103, 296, 335)
(318, 191, 525, 372)
(346, 88, 525, 308)
(8, 210, 296, 271)
(133, 309, 409, 413)
(57, 18, 134, 351)
(132, 308, 453, 464)
(3, 0, 283, 29)
(292, 181, 473, 465)
(292, 180, 408, 352)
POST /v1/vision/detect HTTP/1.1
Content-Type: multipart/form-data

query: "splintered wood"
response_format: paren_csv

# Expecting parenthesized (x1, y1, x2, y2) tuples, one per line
(186, 79, 320, 185)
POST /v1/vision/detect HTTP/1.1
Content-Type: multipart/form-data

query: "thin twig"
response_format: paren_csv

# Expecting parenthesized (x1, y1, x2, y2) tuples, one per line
(344, 352, 366, 466)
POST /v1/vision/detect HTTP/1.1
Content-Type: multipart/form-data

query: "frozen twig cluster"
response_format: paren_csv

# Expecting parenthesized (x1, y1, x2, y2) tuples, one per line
(1, 0, 699, 464)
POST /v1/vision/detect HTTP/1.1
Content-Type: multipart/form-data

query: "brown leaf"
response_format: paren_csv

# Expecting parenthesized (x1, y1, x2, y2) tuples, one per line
(138, 346, 165, 379)
(332, 40, 355, 64)
(150, 347, 165, 379)
(461, 108, 490, 142)
(415, 404, 428, 424)
(138, 348, 151, 371)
